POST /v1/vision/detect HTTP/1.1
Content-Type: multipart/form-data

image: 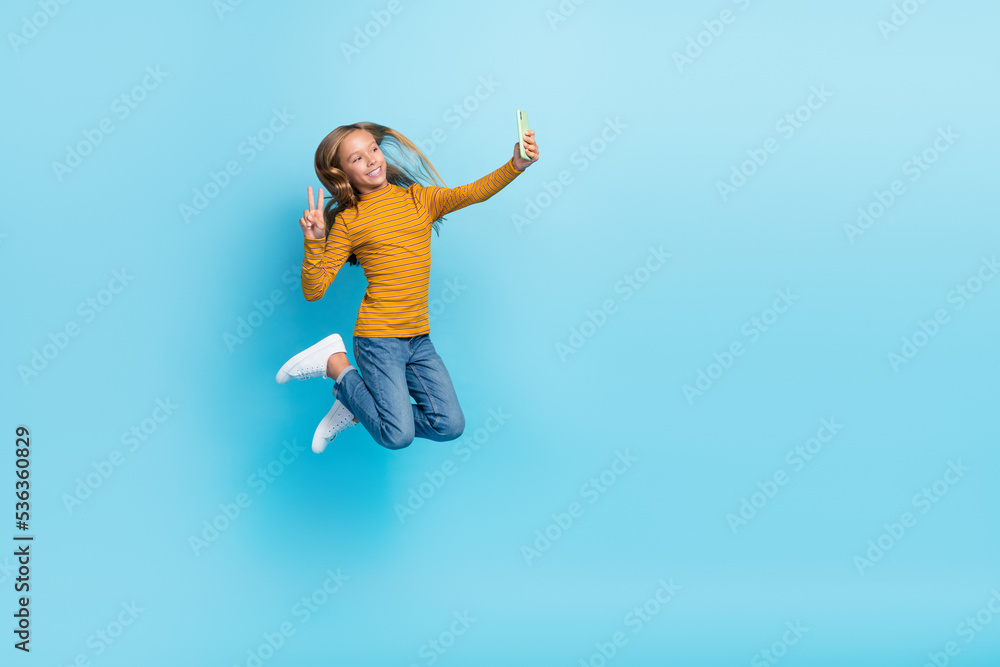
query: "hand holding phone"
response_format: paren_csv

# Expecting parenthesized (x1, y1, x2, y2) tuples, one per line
(513, 109, 538, 169)
(516, 109, 530, 161)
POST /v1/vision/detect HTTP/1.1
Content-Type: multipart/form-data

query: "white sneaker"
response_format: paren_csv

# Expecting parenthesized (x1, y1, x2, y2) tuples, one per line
(312, 399, 360, 453)
(276, 333, 346, 384)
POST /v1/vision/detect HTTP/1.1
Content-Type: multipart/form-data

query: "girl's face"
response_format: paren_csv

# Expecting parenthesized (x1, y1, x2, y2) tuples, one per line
(338, 129, 388, 195)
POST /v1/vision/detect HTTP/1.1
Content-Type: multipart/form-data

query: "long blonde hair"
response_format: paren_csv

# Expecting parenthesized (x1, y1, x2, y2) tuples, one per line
(314, 122, 448, 266)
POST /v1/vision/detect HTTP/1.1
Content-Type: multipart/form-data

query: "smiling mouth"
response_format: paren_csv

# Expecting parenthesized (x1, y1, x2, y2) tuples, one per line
(366, 166, 382, 178)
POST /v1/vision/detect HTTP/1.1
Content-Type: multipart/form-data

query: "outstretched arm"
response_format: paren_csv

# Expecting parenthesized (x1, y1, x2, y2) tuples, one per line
(418, 130, 539, 221)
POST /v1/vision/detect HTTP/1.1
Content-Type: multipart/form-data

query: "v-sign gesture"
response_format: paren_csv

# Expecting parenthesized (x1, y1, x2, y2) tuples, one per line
(301, 186, 326, 240)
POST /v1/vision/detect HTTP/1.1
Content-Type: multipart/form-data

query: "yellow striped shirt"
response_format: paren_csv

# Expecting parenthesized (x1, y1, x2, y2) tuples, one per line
(302, 156, 525, 337)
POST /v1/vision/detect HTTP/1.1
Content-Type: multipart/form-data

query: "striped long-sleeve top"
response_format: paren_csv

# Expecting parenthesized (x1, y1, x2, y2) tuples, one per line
(302, 156, 525, 337)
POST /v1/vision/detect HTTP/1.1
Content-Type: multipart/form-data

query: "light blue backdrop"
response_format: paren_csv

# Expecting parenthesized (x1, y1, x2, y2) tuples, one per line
(3, 0, 998, 665)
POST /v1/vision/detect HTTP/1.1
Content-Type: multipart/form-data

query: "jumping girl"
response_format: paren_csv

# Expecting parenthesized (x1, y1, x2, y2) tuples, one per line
(275, 121, 539, 453)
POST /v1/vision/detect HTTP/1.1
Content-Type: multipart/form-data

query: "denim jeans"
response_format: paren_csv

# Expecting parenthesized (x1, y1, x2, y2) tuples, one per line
(333, 334, 465, 450)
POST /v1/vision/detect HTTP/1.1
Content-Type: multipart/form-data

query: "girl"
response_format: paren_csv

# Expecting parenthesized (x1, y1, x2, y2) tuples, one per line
(276, 121, 539, 453)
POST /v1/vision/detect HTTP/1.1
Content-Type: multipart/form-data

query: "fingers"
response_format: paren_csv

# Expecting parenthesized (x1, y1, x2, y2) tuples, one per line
(307, 186, 314, 211)
(524, 130, 538, 159)
(519, 133, 538, 159)
(301, 215, 324, 240)
(318, 188, 324, 211)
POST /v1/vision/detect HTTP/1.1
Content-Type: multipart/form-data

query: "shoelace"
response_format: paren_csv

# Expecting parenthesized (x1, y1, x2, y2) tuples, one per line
(292, 362, 325, 379)
(325, 413, 359, 436)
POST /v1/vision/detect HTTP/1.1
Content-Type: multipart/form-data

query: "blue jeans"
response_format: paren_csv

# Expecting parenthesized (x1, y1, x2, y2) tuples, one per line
(333, 334, 465, 450)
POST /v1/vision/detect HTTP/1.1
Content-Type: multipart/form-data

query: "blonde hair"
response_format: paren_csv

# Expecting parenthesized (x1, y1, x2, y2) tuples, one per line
(314, 122, 448, 266)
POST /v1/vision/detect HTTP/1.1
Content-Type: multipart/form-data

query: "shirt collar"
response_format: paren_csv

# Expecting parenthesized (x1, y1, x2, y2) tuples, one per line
(358, 181, 393, 201)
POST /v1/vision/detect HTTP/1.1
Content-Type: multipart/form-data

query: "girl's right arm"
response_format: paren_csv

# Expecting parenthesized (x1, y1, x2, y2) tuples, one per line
(300, 187, 353, 302)
(415, 132, 539, 222)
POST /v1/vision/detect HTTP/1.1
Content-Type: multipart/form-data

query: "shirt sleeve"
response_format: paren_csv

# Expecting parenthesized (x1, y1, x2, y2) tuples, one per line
(415, 156, 525, 222)
(301, 212, 353, 302)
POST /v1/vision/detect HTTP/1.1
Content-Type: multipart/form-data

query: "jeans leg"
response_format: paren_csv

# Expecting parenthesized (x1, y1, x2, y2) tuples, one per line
(334, 336, 416, 450)
(405, 334, 465, 442)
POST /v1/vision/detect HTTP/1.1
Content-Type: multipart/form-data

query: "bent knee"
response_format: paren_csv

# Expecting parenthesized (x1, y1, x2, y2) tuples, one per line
(435, 412, 465, 441)
(381, 428, 415, 450)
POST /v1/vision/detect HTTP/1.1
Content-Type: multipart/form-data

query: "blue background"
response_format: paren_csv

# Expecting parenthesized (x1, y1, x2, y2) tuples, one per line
(2, 0, 998, 665)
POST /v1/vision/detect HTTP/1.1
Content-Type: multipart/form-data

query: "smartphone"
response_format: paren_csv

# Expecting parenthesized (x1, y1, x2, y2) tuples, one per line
(516, 109, 530, 161)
